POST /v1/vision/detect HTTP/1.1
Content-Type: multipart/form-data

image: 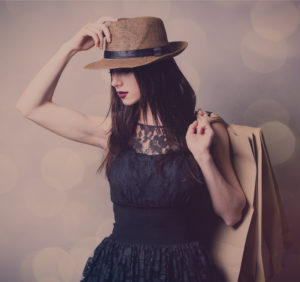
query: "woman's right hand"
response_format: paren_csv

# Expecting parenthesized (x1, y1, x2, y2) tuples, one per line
(65, 16, 118, 52)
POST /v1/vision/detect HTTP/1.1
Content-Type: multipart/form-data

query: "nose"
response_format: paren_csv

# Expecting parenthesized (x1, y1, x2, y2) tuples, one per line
(111, 73, 122, 88)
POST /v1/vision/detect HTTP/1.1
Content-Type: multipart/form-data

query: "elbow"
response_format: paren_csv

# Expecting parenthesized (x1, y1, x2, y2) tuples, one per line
(16, 105, 31, 117)
(223, 195, 247, 227)
(16, 103, 26, 115)
(16, 106, 26, 116)
(224, 212, 242, 227)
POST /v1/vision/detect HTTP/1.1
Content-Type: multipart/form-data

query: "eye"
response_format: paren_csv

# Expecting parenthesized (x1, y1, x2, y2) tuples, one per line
(108, 68, 132, 75)
(122, 68, 132, 74)
(116, 68, 132, 74)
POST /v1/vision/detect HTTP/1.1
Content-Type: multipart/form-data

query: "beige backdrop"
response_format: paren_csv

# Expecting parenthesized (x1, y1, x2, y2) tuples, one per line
(1, 1, 299, 281)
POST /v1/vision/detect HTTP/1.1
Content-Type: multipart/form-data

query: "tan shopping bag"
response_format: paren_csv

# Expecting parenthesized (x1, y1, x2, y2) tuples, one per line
(197, 111, 293, 282)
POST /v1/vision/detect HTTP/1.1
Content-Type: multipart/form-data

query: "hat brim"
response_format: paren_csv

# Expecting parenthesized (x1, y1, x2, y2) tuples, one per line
(83, 41, 188, 70)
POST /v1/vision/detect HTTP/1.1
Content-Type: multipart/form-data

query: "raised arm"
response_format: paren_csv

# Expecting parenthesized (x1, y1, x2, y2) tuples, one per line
(16, 16, 118, 150)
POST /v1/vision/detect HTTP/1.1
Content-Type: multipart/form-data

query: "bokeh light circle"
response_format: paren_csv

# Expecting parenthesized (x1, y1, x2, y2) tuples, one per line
(259, 121, 296, 166)
(251, 1, 299, 41)
(240, 30, 288, 73)
(41, 147, 85, 191)
(0, 154, 18, 195)
(23, 179, 68, 218)
(32, 247, 75, 282)
(243, 98, 290, 126)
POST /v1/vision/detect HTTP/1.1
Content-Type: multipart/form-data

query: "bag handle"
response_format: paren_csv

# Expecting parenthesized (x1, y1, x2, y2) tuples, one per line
(194, 109, 229, 128)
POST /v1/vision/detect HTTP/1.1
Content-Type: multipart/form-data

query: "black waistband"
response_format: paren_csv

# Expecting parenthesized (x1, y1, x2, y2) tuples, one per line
(110, 203, 199, 245)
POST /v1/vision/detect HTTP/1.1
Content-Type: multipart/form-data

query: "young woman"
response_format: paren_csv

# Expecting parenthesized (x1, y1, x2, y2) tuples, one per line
(16, 16, 246, 282)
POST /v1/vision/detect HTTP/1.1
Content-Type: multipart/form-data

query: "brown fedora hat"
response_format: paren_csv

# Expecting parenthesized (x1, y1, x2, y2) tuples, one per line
(83, 16, 188, 70)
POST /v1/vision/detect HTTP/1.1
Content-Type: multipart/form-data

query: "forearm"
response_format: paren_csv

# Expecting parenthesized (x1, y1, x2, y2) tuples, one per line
(195, 153, 244, 226)
(16, 42, 78, 116)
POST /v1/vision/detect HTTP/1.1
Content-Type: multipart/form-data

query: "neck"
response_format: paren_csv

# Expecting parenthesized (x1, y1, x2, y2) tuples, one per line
(138, 104, 163, 126)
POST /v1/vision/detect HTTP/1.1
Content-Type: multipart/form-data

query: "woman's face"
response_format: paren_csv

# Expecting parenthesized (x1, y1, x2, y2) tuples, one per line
(110, 68, 141, 105)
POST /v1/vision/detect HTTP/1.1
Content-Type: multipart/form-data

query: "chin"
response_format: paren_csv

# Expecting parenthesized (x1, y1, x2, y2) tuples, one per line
(121, 100, 133, 106)
(122, 98, 140, 106)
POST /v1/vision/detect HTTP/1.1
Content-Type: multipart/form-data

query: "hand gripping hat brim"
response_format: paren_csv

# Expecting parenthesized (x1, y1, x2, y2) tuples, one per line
(83, 16, 188, 70)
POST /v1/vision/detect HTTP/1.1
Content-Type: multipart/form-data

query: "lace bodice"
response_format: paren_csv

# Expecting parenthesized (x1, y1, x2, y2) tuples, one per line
(130, 123, 170, 155)
(108, 123, 207, 208)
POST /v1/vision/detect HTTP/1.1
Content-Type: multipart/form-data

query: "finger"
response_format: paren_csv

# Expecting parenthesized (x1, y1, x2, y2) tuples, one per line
(202, 116, 211, 127)
(96, 16, 118, 24)
(98, 23, 111, 43)
(196, 109, 205, 119)
(88, 25, 104, 48)
(195, 119, 211, 135)
(84, 27, 100, 48)
(199, 124, 210, 135)
(196, 116, 205, 133)
(196, 118, 210, 135)
(91, 22, 112, 45)
(197, 114, 209, 124)
(187, 120, 198, 135)
(196, 123, 205, 135)
(95, 26, 104, 48)
(104, 18, 118, 25)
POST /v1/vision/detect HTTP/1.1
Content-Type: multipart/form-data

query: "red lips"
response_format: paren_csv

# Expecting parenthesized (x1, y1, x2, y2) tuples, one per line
(117, 91, 128, 99)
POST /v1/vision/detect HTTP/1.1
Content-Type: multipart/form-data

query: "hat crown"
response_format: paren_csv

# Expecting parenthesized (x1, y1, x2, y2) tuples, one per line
(107, 16, 169, 51)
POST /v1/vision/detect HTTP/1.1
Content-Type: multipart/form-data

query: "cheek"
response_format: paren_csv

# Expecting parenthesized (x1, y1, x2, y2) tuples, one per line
(129, 73, 137, 85)
(130, 79, 140, 92)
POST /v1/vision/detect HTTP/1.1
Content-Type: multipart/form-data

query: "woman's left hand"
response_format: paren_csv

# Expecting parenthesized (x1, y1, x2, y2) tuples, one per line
(185, 110, 215, 159)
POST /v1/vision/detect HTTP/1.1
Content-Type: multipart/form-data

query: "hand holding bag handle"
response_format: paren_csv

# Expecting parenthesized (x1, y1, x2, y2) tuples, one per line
(194, 109, 293, 282)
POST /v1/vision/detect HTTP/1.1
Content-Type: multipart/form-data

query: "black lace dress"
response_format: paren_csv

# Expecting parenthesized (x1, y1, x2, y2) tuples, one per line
(80, 123, 223, 282)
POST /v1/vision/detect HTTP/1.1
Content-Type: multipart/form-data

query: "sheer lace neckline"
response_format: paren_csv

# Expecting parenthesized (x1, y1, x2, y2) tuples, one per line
(130, 123, 169, 155)
(137, 122, 165, 128)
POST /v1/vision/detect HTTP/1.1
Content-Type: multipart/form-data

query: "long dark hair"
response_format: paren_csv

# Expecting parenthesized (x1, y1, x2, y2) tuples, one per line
(97, 57, 204, 185)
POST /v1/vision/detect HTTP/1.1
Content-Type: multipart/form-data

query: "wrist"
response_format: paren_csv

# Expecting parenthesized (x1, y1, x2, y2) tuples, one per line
(60, 42, 78, 58)
(194, 151, 212, 165)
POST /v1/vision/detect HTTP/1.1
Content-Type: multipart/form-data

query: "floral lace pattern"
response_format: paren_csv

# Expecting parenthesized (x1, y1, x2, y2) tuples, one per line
(80, 236, 222, 282)
(131, 123, 170, 155)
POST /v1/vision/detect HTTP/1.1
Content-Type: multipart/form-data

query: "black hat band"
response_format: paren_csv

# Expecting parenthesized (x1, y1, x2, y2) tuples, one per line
(104, 45, 172, 59)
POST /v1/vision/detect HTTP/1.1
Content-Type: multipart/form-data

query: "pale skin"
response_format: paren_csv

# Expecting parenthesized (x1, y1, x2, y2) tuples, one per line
(16, 16, 246, 227)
